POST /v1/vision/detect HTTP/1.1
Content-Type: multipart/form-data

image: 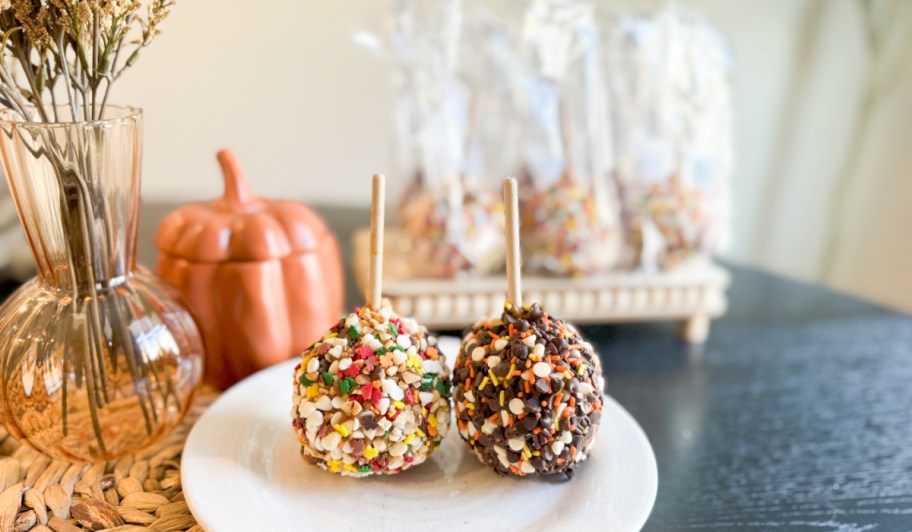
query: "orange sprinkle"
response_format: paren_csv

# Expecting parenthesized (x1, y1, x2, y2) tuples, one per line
(489, 413, 500, 422)
(524, 381, 531, 394)
(473, 431, 480, 440)
(511, 370, 521, 376)
(568, 397, 576, 408)
(533, 427, 542, 434)
(569, 447, 577, 458)
(508, 417, 515, 427)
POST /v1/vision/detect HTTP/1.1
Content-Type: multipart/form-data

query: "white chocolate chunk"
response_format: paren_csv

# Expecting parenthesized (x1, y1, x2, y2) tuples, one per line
(508, 438, 525, 451)
(532, 362, 550, 378)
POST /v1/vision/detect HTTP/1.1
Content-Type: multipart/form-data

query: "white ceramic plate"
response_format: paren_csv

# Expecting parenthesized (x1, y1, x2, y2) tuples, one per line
(183, 337, 657, 532)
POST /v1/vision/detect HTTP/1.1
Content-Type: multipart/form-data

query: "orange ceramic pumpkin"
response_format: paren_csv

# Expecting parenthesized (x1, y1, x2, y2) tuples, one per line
(155, 150, 344, 389)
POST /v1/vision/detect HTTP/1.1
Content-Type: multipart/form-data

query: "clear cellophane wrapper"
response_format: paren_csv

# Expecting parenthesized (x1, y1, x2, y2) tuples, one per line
(516, 0, 623, 277)
(606, 4, 732, 271)
(390, 0, 511, 278)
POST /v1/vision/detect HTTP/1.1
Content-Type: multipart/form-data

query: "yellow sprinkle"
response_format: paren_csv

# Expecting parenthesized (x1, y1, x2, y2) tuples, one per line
(488, 370, 500, 387)
(564, 371, 573, 380)
(428, 414, 438, 427)
(404, 433, 416, 445)
(324, 332, 338, 339)
(328, 460, 342, 473)
(522, 445, 531, 460)
(333, 424, 350, 437)
(407, 354, 423, 369)
(499, 390, 504, 406)
(578, 364, 587, 375)
(416, 428, 426, 437)
(344, 464, 358, 472)
(392, 401, 405, 410)
(506, 363, 516, 382)
(504, 301, 513, 310)
(363, 446, 379, 459)
(306, 384, 319, 399)
(532, 451, 541, 456)
(479, 376, 490, 390)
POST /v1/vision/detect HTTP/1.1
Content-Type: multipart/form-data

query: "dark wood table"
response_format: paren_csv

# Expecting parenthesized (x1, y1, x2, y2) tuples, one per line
(3, 204, 911, 530)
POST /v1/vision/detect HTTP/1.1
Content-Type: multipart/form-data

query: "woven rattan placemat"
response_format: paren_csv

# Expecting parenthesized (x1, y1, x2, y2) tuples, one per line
(0, 389, 218, 532)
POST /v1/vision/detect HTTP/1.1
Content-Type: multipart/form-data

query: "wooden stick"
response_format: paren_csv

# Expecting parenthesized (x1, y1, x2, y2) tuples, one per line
(504, 177, 522, 308)
(367, 174, 385, 309)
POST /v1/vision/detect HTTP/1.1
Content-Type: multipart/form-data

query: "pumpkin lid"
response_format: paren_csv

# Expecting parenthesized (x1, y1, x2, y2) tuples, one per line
(155, 150, 332, 262)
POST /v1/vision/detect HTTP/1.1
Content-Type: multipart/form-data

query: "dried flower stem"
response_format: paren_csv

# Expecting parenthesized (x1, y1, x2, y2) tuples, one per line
(0, 0, 174, 123)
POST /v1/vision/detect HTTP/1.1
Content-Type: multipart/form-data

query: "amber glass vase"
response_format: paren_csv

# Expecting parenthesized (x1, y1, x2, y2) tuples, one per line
(0, 107, 203, 462)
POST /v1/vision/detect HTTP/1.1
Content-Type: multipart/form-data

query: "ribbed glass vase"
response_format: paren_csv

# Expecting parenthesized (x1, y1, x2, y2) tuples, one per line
(0, 106, 203, 462)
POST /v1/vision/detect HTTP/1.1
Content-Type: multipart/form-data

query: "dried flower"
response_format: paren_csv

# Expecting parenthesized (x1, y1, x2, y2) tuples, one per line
(0, 0, 175, 123)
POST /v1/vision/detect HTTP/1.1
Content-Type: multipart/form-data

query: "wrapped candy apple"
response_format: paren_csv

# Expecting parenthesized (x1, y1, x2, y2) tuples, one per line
(516, 0, 623, 276)
(390, 0, 516, 277)
(606, 4, 732, 271)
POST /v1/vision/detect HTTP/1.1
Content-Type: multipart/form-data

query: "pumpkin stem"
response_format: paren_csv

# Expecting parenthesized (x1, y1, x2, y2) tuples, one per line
(217, 149, 254, 207)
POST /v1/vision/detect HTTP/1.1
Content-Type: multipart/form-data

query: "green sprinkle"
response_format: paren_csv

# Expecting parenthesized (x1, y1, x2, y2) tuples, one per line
(300, 375, 313, 387)
(301, 445, 307, 454)
(390, 323, 398, 335)
(376, 347, 389, 355)
(419, 381, 433, 391)
(348, 326, 359, 340)
(435, 378, 452, 395)
(434, 440, 441, 447)
(322, 372, 334, 386)
(338, 377, 357, 395)
(358, 464, 373, 472)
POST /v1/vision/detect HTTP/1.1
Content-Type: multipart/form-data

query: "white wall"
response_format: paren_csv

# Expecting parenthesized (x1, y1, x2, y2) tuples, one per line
(119, 0, 912, 312)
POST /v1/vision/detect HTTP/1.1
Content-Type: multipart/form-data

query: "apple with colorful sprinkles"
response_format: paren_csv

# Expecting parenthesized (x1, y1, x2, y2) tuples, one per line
(453, 178, 605, 478)
(291, 175, 452, 476)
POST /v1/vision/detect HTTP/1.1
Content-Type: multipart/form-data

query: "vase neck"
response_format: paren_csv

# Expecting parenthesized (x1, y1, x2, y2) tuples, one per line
(0, 108, 143, 294)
